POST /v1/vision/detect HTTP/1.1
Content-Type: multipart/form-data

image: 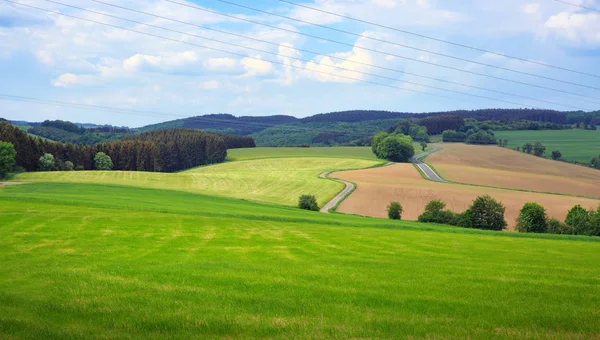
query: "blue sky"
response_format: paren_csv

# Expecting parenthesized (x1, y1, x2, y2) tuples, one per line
(0, 0, 599, 127)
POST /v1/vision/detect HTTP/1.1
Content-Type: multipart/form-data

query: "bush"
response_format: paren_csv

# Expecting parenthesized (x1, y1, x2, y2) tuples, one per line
(418, 200, 455, 225)
(93, 152, 113, 170)
(64, 161, 74, 171)
(453, 209, 473, 228)
(468, 195, 507, 230)
(39, 153, 55, 171)
(74, 165, 85, 171)
(387, 202, 403, 220)
(298, 195, 319, 211)
(565, 205, 594, 236)
(0, 141, 16, 179)
(546, 218, 572, 235)
(516, 203, 547, 233)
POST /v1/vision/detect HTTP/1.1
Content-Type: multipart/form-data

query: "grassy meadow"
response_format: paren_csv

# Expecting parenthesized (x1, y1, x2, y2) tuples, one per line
(1, 182, 600, 338)
(16, 156, 381, 207)
(226, 146, 379, 161)
(495, 129, 600, 162)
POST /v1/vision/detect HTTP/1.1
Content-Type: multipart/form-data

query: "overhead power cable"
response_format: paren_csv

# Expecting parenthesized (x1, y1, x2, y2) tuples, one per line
(208, 0, 600, 90)
(280, 0, 600, 79)
(10, 0, 547, 110)
(160, 0, 600, 103)
(88, 0, 588, 110)
(0, 94, 367, 134)
(552, 0, 600, 13)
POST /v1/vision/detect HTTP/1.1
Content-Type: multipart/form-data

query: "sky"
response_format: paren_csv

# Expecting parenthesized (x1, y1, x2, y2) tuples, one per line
(0, 0, 599, 127)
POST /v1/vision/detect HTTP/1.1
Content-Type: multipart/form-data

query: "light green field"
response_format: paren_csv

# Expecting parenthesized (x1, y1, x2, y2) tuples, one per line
(1, 183, 600, 338)
(495, 129, 600, 163)
(16, 157, 381, 207)
(227, 146, 379, 161)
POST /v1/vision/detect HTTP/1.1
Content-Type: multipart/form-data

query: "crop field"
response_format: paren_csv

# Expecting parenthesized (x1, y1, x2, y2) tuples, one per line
(1, 182, 600, 338)
(427, 143, 600, 198)
(227, 146, 380, 161)
(495, 129, 600, 163)
(16, 157, 380, 207)
(334, 163, 600, 229)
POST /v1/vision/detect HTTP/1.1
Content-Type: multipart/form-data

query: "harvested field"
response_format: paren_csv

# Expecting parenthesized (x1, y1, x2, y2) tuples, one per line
(334, 164, 600, 230)
(427, 143, 600, 198)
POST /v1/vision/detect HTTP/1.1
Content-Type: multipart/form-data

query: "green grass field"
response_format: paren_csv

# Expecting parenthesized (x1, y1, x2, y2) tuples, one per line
(1, 182, 600, 338)
(16, 157, 381, 207)
(227, 146, 379, 161)
(495, 129, 600, 162)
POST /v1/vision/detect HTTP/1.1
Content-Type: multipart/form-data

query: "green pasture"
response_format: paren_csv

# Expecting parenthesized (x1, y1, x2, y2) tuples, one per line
(226, 146, 379, 161)
(495, 129, 600, 162)
(16, 157, 380, 208)
(1, 183, 600, 339)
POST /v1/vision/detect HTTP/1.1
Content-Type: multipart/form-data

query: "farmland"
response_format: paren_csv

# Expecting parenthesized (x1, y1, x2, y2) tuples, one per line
(227, 146, 379, 161)
(16, 157, 381, 207)
(495, 129, 600, 163)
(426, 143, 600, 198)
(334, 163, 600, 229)
(1, 182, 600, 338)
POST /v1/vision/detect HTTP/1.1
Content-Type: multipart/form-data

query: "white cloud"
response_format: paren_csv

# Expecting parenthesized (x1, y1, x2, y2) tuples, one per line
(240, 56, 274, 77)
(545, 11, 600, 46)
(204, 57, 238, 71)
(52, 73, 79, 87)
(122, 52, 199, 72)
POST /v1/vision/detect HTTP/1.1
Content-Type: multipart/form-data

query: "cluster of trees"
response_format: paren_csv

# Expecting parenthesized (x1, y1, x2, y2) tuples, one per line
(0, 122, 255, 173)
(442, 129, 497, 144)
(566, 111, 600, 126)
(371, 132, 415, 162)
(416, 115, 465, 135)
(516, 203, 600, 237)
(591, 155, 600, 169)
(467, 119, 571, 131)
(389, 122, 430, 142)
(518, 142, 547, 157)
(28, 120, 132, 145)
(417, 196, 507, 230)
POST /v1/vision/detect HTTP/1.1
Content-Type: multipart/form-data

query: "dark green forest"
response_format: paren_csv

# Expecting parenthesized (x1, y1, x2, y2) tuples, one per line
(0, 123, 254, 173)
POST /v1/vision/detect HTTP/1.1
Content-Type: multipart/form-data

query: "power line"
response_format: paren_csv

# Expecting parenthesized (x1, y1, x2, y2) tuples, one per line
(280, 0, 600, 79)
(0, 94, 351, 133)
(8, 0, 452, 101)
(13, 0, 548, 111)
(553, 0, 600, 13)
(161, 0, 600, 104)
(208, 0, 600, 90)
(87, 0, 589, 110)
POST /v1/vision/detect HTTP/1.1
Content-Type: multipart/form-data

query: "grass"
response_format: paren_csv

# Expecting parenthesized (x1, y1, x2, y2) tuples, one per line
(16, 157, 381, 208)
(495, 129, 600, 162)
(1, 182, 600, 338)
(227, 146, 379, 161)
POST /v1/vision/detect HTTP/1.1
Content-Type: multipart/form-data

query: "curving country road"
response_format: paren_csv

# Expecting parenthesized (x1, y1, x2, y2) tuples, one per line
(411, 147, 446, 182)
(319, 172, 354, 213)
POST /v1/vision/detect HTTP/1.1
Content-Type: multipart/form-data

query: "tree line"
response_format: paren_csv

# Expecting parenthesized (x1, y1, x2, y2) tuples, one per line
(0, 122, 255, 173)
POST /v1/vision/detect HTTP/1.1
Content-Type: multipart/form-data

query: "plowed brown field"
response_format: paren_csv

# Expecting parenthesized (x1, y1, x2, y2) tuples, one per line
(334, 164, 600, 230)
(427, 144, 600, 198)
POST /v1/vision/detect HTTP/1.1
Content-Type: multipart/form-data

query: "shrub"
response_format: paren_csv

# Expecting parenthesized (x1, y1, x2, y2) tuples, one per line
(64, 161, 74, 171)
(387, 202, 403, 220)
(454, 209, 473, 229)
(516, 203, 547, 233)
(93, 152, 113, 170)
(546, 218, 571, 235)
(418, 200, 454, 225)
(298, 195, 319, 211)
(565, 205, 593, 236)
(74, 165, 85, 171)
(39, 153, 55, 171)
(0, 141, 16, 179)
(468, 195, 507, 230)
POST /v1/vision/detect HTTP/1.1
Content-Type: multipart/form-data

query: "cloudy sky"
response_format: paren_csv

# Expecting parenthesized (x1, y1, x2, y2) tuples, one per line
(0, 0, 599, 127)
